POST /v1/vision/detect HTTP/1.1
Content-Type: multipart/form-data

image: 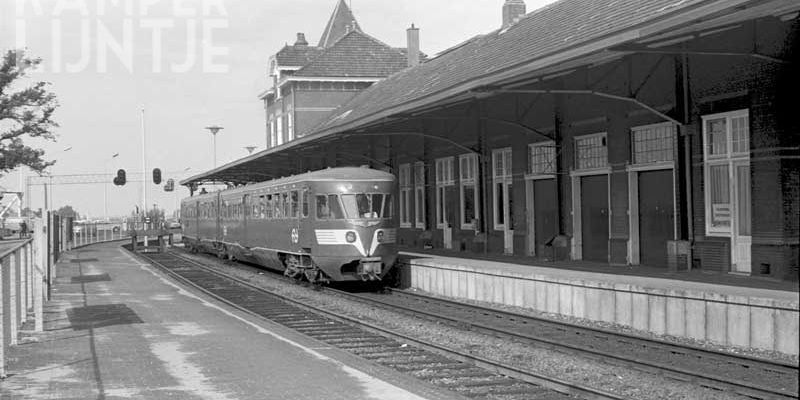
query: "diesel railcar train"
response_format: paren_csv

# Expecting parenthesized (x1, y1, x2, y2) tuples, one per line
(180, 167, 398, 283)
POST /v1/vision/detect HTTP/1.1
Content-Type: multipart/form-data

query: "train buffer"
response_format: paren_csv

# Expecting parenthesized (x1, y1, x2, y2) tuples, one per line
(129, 228, 173, 253)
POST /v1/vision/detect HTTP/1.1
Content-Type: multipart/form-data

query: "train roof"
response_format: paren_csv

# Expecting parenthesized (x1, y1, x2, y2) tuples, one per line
(182, 167, 394, 202)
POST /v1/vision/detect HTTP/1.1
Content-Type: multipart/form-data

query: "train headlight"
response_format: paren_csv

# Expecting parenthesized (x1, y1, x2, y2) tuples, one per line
(345, 231, 357, 243)
(376, 230, 385, 243)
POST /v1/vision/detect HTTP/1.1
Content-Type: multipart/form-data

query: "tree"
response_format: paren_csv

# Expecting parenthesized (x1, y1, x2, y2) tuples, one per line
(56, 205, 79, 219)
(0, 49, 59, 175)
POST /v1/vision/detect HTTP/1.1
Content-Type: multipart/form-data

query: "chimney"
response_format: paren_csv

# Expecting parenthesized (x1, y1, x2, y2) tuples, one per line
(406, 23, 420, 67)
(295, 32, 308, 46)
(502, 0, 526, 29)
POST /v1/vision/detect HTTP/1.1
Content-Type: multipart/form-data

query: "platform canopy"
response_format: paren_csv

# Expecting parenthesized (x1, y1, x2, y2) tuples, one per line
(181, 0, 798, 189)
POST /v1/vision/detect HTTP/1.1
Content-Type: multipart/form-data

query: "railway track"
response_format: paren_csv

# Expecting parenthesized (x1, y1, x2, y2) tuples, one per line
(133, 248, 626, 400)
(332, 287, 799, 400)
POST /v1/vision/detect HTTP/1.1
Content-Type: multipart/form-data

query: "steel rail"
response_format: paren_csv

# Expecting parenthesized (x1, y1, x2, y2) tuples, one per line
(133, 249, 628, 400)
(328, 288, 798, 400)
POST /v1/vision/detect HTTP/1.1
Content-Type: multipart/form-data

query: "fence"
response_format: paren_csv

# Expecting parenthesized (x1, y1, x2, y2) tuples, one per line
(0, 223, 43, 378)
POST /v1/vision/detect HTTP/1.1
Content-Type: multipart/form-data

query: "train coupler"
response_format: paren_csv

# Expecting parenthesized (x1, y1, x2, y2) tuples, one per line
(358, 257, 383, 281)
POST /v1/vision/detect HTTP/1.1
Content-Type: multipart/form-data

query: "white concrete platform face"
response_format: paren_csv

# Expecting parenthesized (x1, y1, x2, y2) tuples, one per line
(403, 252, 800, 355)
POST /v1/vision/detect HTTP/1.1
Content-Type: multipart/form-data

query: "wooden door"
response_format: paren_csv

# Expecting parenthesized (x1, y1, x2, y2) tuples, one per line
(638, 170, 674, 267)
(580, 175, 609, 262)
(534, 179, 557, 255)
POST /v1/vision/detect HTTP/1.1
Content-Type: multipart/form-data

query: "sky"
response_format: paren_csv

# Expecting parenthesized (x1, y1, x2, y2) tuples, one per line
(0, 0, 554, 219)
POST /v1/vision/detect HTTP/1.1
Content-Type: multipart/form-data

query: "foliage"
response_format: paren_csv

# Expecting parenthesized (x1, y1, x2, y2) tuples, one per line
(21, 207, 41, 218)
(0, 49, 59, 175)
(56, 205, 79, 219)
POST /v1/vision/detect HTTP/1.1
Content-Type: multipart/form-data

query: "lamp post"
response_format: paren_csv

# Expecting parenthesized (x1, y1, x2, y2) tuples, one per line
(205, 125, 223, 169)
(105, 152, 119, 221)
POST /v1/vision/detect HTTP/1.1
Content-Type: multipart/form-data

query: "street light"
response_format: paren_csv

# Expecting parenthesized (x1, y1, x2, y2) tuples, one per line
(204, 125, 224, 169)
(244, 146, 257, 154)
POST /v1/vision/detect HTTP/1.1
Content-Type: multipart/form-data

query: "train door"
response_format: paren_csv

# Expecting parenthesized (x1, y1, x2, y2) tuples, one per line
(192, 200, 199, 239)
(215, 193, 221, 242)
(580, 175, 609, 262)
(242, 193, 250, 247)
(290, 189, 301, 250)
(493, 148, 513, 254)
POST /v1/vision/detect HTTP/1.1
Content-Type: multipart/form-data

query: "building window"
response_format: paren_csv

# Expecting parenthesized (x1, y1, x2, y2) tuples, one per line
(528, 141, 556, 176)
(399, 163, 412, 227)
(276, 115, 284, 146)
(414, 161, 426, 229)
(492, 148, 513, 230)
(270, 118, 278, 148)
(266, 118, 273, 148)
(287, 111, 294, 141)
(703, 109, 750, 235)
(632, 123, 675, 164)
(574, 133, 608, 170)
(459, 153, 479, 229)
(435, 157, 455, 229)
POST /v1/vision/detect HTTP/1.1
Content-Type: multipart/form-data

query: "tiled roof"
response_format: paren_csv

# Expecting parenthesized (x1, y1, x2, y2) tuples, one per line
(274, 45, 324, 67)
(318, 0, 361, 48)
(312, 0, 736, 133)
(293, 30, 408, 78)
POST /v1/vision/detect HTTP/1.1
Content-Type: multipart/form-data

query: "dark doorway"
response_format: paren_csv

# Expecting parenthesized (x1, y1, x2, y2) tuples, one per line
(581, 175, 609, 262)
(638, 170, 674, 267)
(534, 179, 557, 253)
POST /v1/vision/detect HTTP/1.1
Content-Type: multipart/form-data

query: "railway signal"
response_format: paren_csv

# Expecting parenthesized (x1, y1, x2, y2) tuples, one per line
(153, 168, 162, 185)
(114, 169, 126, 186)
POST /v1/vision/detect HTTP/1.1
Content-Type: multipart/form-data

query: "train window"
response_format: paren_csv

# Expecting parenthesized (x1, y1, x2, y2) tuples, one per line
(274, 194, 283, 219)
(316, 194, 345, 219)
(290, 191, 299, 218)
(282, 192, 291, 218)
(370, 194, 382, 217)
(340, 193, 393, 219)
(302, 189, 309, 218)
(384, 194, 394, 218)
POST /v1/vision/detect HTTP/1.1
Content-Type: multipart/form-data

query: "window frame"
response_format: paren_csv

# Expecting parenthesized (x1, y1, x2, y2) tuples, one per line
(631, 122, 676, 165)
(435, 157, 455, 229)
(459, 153, 479, 229)
(574, 132, 608, 171)
(413, 161, 427, 229)
(276, 115, 284, 146)
(702, 109, 750, 236)
(492, 147, 513, 231)
(398, 163, 412, 227)
(526, 140, 557, 178)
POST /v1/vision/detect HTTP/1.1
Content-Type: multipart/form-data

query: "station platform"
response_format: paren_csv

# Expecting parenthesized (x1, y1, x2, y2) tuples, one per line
(0, 242, 463, 400)
(398, 250, 799, 356)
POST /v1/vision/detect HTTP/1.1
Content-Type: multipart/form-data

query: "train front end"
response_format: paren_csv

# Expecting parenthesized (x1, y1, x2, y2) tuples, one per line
(310, 178, 398, 282)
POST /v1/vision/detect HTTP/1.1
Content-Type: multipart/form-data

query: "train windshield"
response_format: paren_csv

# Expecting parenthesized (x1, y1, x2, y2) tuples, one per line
(340, 193, 392, 219)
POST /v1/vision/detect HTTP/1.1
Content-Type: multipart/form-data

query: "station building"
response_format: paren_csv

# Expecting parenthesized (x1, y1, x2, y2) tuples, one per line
(260, 0, 419, 149)
(184, 0, 799, 353)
